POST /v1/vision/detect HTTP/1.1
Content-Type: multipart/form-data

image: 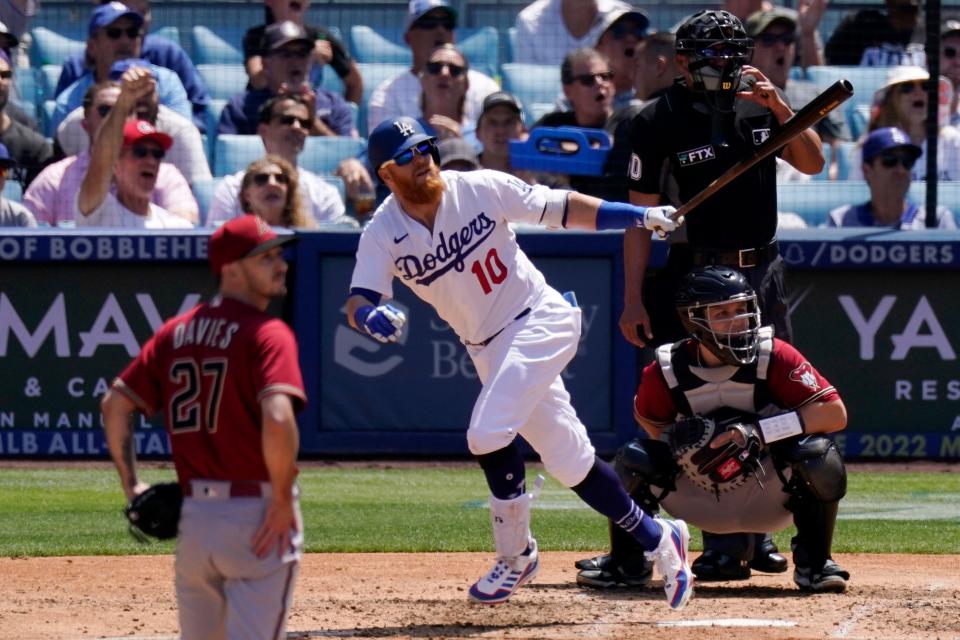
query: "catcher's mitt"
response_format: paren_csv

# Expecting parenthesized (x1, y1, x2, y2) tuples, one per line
(672, 408, 766, 496)
(125, 482, 183, 542)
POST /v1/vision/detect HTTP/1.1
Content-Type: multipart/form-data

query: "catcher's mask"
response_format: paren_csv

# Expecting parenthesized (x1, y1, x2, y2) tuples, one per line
(675, 265, 761, 366)
(675, 9, 754, 112)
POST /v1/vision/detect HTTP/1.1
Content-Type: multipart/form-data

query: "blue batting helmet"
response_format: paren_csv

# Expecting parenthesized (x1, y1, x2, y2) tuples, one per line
(368, 117, 439, 174)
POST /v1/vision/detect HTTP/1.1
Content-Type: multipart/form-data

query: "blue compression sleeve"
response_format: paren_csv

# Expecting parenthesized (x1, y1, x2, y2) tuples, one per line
(596, 201, 643, 230)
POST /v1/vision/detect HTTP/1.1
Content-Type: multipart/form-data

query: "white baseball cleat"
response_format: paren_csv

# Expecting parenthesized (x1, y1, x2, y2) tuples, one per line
(468, 539, 540, 605)
(644, 519, 694, 610)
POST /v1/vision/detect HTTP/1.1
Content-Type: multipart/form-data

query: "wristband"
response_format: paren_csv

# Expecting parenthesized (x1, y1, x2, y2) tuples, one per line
(353, 305, 375, 332)
(756, 411, 805, 444)
(596, 201, 642, 231)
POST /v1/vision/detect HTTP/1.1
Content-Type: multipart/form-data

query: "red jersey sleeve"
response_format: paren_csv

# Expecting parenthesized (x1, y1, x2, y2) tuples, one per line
(766, 339, 840, 409)
(113, 331, 164, 416)
(633, 361, 678, 425)
(252, 319, 307, 412)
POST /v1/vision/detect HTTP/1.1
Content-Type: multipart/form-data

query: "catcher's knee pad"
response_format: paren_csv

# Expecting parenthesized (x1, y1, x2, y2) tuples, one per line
(614, 438, 677, 500)
(780, 436, 846, 503)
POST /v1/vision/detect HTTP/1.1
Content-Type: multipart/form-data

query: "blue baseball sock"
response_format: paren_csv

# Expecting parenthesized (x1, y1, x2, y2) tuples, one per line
(475, 442, 526, 500)
(572, 457, 662, 550)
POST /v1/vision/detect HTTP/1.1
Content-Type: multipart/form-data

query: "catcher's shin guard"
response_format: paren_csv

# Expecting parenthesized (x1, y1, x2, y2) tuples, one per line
(779, 436, 846, 572)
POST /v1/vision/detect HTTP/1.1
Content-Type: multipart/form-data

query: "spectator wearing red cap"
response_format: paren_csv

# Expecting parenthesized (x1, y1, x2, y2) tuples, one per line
(77, 66, 192, 228)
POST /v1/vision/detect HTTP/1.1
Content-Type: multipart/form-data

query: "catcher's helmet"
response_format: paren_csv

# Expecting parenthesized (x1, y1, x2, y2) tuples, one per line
(368, 116, 440, 175)
(675, 9, 753, 111)
(675, 265, 761, 366)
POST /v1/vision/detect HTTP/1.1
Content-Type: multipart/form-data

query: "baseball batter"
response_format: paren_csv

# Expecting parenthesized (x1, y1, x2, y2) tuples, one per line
(344, 116, 693, 608)
(578, 266, 851, 593)
(102, 215, 306, 639)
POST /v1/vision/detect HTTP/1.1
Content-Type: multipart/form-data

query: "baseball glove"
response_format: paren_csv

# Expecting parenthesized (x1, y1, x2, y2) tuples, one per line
(673, 408, 766, 496)
(125, 482, 183, 542)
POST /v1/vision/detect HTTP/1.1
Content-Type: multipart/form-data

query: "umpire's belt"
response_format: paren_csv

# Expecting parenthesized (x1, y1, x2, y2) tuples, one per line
(691, 240, 779, 269)
(185, 479, 267, 499)
(466, 307, 532, 348)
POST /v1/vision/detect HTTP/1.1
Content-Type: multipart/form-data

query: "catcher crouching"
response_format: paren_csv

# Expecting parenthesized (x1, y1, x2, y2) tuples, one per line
(577, 265, 850, 593)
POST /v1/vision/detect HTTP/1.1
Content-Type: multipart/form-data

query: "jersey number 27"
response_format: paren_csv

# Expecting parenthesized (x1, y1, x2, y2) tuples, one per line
(470, 248, 508, 294)
(168, 357, 228, 433)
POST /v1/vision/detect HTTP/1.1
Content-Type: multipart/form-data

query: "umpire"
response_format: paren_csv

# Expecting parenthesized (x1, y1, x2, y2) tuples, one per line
(579, 9, 825, 587)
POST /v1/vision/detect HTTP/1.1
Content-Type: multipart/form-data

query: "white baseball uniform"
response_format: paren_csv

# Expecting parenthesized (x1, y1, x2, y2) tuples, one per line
(349, 170, 596, 486)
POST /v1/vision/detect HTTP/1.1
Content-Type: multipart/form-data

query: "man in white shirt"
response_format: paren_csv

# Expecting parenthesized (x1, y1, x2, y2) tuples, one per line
(514, 0, 631, 66)
(77, 66, 192, 229)
(207, 93, 352, 227)
(56, 59, 211, 185)
(366, 0, 499, 135)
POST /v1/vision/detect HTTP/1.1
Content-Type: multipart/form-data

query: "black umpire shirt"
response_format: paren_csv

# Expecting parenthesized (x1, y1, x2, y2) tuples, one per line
(627, 79, 782, 250)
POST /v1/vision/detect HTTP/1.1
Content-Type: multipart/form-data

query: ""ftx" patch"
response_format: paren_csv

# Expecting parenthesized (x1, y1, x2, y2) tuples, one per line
(677, 145, 715, 166)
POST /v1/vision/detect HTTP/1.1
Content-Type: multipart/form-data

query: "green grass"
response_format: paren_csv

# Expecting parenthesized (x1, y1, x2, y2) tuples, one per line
(0, 466, 957, 557)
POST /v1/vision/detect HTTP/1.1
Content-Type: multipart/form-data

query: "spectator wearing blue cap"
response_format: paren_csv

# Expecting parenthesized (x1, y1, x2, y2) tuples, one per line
(219, 20, 355, 137)
(55, 59, 211, 185)
(0, 46, 52, 188)
(827, 127, 956, 229)
(366, 0, 499, 136)
(0, 143, 36, 227)
(55, 0, 211, 134)
(52, 2, 191, 135)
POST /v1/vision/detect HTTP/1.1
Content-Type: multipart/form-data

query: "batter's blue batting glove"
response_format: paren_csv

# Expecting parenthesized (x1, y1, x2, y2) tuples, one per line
(355, 304, 406, 343)
(641, 206, 683, 238)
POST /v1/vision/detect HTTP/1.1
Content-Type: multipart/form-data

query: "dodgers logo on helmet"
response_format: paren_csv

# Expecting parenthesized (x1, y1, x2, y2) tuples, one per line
(394, 120, 416, 137)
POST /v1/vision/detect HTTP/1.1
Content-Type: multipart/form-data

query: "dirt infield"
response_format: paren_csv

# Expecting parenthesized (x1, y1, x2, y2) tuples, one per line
(3, 552, 958, 640)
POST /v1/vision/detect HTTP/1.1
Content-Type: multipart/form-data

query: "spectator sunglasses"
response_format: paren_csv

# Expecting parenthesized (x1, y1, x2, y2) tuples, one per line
(878, 152, 917, 169)
(391, 140, 437, 167)
(756, 32, 796, 47)
(943, 46, 958, 59)
(569, 71, 614, 87)
(131, 145, 165, 160)
(274, 113, 313, 129)
(413, 16, 455, 30)
(105, 26, 143, 39)
(425, 61, 465, 77)
(897, 80, 933, 94)
(252, 172, 290, 186)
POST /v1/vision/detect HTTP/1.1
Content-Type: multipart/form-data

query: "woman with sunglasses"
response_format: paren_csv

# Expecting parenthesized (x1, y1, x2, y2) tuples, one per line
(237, 155, 314, 229)
(849, 66, 960, 182)
(828, 127, 956, 229)
(418, 44, 477, 146)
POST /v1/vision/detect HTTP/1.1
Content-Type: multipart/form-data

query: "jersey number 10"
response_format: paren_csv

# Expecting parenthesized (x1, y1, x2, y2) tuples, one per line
(470, 248, 508, 294)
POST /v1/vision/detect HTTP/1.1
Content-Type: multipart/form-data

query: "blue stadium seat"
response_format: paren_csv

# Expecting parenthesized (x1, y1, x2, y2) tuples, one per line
(214, 134, 264, 177)
(848, 103, 871, 141)
(29, 27, 85, 67)
(908, 181, 960, 212)
(500, 63, 562, 119)
(152, 26, 182, 48)
(191, 26, 246, 65)
(197, 63, 248, 101)
(40, 100, 57, 138)
(349, 26, 498, 78)
(38, 65, 62, 102)
(356, 62, 408, 137)
(806, 65, 891, 106)
(191, 177, 219, 226)
(3, 178, 22, 202)
(13, 68, 38, 121)
(778, 181, 869, 226)
(214, 134, 367, 178)
(300, 137, 367, 175)
(506, 26, 517, 63)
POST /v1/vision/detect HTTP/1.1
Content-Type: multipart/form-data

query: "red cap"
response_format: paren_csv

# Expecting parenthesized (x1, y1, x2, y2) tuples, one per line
(208, 215, 298, 275)
(123, 119, 173, 150)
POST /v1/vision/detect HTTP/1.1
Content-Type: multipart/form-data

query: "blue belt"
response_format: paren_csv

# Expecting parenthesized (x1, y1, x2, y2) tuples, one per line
(468, 307, 532, 348)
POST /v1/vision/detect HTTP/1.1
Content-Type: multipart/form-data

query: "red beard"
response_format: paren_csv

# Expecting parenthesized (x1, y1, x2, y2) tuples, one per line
(392, 166, 445, 206)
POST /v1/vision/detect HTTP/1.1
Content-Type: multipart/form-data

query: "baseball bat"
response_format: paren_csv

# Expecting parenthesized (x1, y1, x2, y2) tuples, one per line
(671, 79, 854, 220)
